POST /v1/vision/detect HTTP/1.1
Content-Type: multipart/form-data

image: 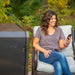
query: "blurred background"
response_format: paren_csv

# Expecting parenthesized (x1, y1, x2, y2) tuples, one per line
(0, 0, 75, 72)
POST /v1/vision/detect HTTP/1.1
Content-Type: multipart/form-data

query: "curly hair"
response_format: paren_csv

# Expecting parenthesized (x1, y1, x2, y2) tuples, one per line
(40, 10, 58, 35)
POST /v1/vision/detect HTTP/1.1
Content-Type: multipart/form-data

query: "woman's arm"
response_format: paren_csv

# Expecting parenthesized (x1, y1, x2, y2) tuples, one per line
(33, 37, 52, 58)
(59, 37, 71, 49)
(33, 37, 46, 53)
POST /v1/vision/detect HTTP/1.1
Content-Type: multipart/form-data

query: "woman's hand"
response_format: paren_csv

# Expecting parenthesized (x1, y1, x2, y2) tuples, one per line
(43, 50, 52, 58)
(64, 37, 71, 47)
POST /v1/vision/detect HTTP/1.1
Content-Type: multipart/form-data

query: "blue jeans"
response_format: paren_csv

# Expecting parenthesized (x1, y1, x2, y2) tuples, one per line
(39, 50, 72, 75)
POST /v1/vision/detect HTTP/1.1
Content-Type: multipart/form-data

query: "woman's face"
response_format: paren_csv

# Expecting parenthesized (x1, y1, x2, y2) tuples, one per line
(49, 15, 57, 27)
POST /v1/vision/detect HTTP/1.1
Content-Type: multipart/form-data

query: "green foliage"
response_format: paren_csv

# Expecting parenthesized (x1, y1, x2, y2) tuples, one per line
(28, 54, 32, 58)
(0, 0, 10, 23)
(10, 0, 45, 17)
(47, 0, 69, 15)
(0, 0, 23, 27)
(22, 0, 75, 28)
(0, 0, 75, 28)
(48, 0, 68, 10)
(22, 8, 44, 27)
(16, 18, 23, 27)
(47, 0, 75, 25)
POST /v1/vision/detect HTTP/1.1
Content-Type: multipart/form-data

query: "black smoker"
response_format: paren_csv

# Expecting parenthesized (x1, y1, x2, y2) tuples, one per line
(0, 23, 29, 75)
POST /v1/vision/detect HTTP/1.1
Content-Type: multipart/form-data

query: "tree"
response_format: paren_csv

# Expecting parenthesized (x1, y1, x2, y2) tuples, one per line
(10, 0, 45, 17)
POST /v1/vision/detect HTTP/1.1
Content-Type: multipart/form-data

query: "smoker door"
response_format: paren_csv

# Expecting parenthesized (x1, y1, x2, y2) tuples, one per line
(0, 38, 26, 75)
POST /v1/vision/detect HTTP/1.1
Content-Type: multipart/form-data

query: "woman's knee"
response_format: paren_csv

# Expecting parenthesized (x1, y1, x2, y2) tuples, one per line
(53, 61, 62, 70)
(58, 52, 66, 59)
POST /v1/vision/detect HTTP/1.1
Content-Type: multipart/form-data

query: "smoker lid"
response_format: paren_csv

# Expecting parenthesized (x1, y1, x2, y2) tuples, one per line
(0, 23, 29, 38)
(0, 23, 25, 31)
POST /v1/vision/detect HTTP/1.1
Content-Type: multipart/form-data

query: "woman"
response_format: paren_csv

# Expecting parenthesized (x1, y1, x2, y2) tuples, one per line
(33, 10, 71, 75)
